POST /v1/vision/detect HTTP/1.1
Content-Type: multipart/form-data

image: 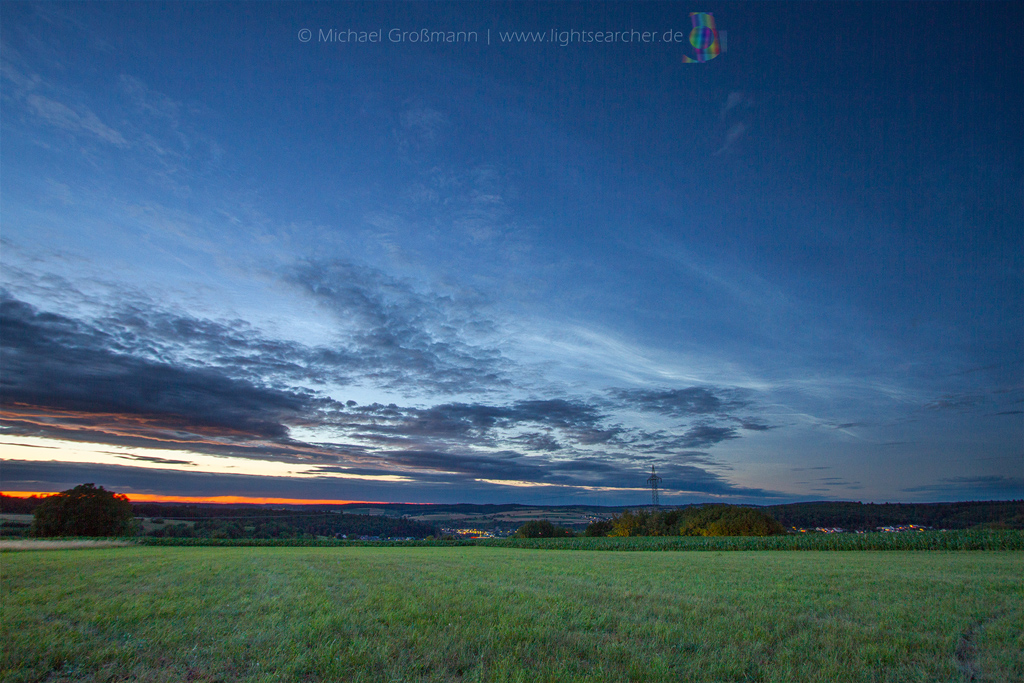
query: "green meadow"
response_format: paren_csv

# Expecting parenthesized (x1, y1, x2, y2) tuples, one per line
(2, 547, 1022, 682)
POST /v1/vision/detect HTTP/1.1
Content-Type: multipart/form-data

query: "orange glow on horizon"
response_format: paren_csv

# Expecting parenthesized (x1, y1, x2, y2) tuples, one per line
(1, 491, 55, 499)
(0, 491, 400, 506)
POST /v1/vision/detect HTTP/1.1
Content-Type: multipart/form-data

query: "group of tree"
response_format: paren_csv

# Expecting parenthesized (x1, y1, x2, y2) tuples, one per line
(513, 519, 575, 538)
(585, 505, 786, 537)
(29, 484, 136, 537)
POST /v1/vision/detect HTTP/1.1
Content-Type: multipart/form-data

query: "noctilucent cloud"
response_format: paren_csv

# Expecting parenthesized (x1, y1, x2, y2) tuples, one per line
(1, 2, 1021, 505)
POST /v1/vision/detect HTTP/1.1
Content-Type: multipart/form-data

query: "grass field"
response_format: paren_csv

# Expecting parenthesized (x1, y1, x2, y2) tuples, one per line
(2, 547, 1022, 682)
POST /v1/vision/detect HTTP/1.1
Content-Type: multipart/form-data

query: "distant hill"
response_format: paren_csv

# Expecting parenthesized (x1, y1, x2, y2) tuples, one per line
(4, 495, 1022, 530)
(336, 500, 1024, 529)
(764, 500, 1024, 530)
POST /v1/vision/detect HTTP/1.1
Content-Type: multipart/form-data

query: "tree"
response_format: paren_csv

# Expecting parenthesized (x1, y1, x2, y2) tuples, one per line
(32, 484, 136, 537)
(596, 505, 787, 537)
(607, 509, 652, 536)
(688, 506, 785, 537)
(515, 519, 573, 538)
(584, 519, 614, 537)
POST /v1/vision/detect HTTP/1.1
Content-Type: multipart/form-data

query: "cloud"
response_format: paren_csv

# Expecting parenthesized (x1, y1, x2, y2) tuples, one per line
(336, 398, 618, 450)
(610, 386, 748, 417)
(395, 106, 451, 154)
(0, 293, 331, 448)
(716, 91, 754, 153)
(360, 448, 771, 497)
(0, 56, 42, 93)
(114, 453, 196, 466)
(0, 293, 592, 460)
(510, 432, 561, 452)
(0, 440, 57, 449)
(0, 286, 777, 500)
(5, 255, 517, 396)
(0, 458, 784, 504)
(609, 386, 771, 438)
(0, 459, 413, 501)
(925, 393, 981, 410)
(285, 260, 511, 393)
(119, 75, 182, 124)
(721, 91, 754, 118)
(901, 475, 1024, 496)
(714, 122, 746, 156)
(678, 424, 739, 448)
(115, 74, 223, 181)
(1, 51, 218, 192)
(24, 93, 128, 147)
(93, 301, 350, 387)
(799, 476, 862, 489)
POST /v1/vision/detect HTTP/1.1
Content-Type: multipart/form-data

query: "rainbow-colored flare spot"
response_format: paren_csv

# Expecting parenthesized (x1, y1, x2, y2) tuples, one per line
(682, 12, 721, 63)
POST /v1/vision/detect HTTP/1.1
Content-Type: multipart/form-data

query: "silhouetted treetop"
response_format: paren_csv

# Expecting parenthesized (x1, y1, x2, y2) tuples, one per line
(31, 483, 136, 538)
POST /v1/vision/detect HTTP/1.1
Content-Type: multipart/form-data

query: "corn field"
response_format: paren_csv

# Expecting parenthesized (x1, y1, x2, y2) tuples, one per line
(122, 530, 1024, 551)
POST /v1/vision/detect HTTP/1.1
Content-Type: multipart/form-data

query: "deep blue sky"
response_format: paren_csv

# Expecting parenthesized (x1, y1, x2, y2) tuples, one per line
(2, 2, 1021, 505)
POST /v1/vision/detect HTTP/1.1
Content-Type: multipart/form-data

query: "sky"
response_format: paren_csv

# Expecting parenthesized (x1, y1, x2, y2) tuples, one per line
(1, 1, 1021, 506)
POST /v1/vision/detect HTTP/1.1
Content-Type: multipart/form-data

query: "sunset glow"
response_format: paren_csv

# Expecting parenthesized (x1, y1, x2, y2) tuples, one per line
(0, 490, 386, 506)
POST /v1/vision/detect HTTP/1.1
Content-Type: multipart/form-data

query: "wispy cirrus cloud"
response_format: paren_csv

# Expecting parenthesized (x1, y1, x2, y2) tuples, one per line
(24, 93, 128, 147)
(715, 122, 746, 155)
(397, 106, 450, 152)
(2, 44, 220, 196)
(2, 50, 128, 149)
(721, 90, 754, 119)
(925, 393, 982, 411)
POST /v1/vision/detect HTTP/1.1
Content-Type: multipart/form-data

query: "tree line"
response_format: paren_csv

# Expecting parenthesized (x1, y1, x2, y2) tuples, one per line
(513, 506, 786, 538)
(583, 505, 786, 537)
(764, 500, 1024, 530)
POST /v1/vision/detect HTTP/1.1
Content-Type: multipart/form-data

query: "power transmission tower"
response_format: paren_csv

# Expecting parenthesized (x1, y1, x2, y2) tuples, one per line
(647, 465, 662, 509)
